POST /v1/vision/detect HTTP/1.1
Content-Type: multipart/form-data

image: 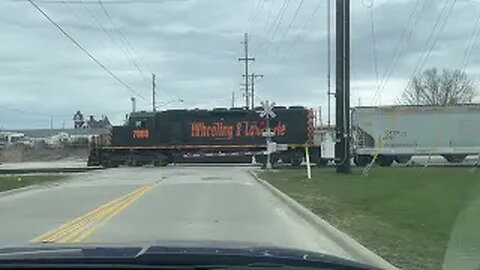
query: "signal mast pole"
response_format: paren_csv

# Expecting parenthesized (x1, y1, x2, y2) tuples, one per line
(335, 0, 351, 174)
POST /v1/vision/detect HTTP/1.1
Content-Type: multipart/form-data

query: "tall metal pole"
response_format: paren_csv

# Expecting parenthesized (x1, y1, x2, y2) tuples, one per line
(152, 73, 156, 112)
(245, 33, 249, 108)
(327, 0, 332, 128)
(345, 0, 351, 173)
(335, 0, 351, 174)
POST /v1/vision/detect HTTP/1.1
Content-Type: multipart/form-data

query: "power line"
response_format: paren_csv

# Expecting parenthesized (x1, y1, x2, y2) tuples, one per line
(63, 1, 122, 66)
(80, 1, 148, 84)
(460, 7, 480, 71)
(97, 0, 152, 81)
(13, 0, 182, 3)
(405, 0, 457, 92)
(261, 0, 275, 32)
(364, 0, 379, 89)
(248, 0, 266, 37)
(259, 0, 291, 60)
(246, 0, 259, 36)
(370, 0, 425, 105)
(27, 0, 147, 101)
(264, 0, 324, 79)
(253, 0, 290, 59)
(258, 0, 305, 74)
(63, 0, 145, 85)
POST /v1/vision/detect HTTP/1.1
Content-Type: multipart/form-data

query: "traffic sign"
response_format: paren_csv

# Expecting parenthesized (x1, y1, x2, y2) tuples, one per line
(276, 144, 288, 151)
(257, 100, 276, 119)
(267, 142, 277, 154)
(262, 130, 275, 138)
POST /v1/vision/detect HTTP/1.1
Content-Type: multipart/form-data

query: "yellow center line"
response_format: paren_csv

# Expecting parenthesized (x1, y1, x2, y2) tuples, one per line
(31, 185, 151, 243)
(43, 185, 152, 243)
(31, 184, 156, 243)
(60, 185, 154, 243)
(73, 185, 156, 243)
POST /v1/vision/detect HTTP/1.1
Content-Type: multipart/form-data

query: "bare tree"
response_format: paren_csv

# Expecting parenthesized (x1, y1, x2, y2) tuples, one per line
(401, 68, 478, 106)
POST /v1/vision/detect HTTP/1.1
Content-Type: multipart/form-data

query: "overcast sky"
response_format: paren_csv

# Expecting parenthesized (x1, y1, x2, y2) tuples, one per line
(1, 0, 480, 129)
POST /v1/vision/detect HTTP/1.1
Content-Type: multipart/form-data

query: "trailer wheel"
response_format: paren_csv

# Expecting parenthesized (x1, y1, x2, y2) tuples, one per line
(317, 158, 328, 167)
(290, 150, 304, 167)
(394, 155, 412, 164)
(377, 155, 394, 167)
(126, 157, 142, 167)
(443, 154, 467, 163)
(354, 155, 372, 167)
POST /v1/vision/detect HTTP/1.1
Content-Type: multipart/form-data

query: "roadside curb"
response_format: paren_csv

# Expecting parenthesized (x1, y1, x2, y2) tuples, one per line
(0, 185, 38, 198)
(248, 170, 397, 270)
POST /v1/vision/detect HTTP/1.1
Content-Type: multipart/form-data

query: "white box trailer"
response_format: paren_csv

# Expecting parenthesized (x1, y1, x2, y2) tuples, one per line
(351, 104, 480, 166)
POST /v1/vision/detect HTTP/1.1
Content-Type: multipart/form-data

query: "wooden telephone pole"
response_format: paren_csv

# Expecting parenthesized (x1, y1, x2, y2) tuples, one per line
(243, 73, 264, 109)
(152, 73, 156, 112)
(238, 33, 255, 109)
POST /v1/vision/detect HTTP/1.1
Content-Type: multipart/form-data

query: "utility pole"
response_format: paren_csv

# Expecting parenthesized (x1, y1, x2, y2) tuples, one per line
(231, 91, 235, 108)
(243, 73, 264, 109)
(50, 116, 53, 130)
(152, 73, 156, 112)
(335, 0, 351, 174)
(327, 0, 334, 128)
(238, 33, 255, 109)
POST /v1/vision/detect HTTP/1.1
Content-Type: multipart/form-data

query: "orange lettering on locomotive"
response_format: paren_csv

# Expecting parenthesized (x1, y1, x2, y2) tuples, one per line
(133, 129, 149, 139)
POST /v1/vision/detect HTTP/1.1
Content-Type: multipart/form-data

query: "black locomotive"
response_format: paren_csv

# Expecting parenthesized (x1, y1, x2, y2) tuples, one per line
(87, 106, 321, 167)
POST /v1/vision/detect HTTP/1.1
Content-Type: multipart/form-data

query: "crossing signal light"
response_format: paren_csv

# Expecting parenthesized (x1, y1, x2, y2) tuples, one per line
(257, 119, 267, 129)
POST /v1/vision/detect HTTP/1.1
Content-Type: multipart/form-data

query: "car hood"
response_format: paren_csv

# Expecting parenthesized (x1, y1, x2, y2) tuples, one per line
(0, 240, 380, 269)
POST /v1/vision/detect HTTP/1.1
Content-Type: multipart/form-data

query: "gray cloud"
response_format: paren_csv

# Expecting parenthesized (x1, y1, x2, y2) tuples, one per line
(1, 0, 479, 129)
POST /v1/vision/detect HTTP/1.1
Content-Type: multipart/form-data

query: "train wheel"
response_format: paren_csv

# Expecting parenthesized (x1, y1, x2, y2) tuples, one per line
(376, 155, 394, 167)
(354, 155, 372, 167)
(394, 155, 412, 164)
(126, 160, 135, 167)
(153, 159, 168, 167)
(443, 154, 467, 163)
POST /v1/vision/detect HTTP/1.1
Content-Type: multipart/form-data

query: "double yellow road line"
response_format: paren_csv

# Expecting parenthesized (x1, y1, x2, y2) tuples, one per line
(31, 184, 156, 243)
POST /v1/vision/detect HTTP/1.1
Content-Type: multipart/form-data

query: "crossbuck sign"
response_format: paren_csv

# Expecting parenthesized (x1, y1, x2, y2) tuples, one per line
(257, 101, 276, 119)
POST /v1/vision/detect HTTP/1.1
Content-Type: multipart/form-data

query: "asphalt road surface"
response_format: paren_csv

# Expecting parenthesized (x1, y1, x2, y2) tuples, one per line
(0, 165, 374, 265)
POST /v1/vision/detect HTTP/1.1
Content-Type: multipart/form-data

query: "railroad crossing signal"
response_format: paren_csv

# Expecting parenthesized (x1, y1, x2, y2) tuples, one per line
(257, 101, 276, 119)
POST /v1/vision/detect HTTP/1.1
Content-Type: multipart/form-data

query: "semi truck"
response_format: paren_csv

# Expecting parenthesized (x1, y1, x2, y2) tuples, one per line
(351, 104, 480, 166)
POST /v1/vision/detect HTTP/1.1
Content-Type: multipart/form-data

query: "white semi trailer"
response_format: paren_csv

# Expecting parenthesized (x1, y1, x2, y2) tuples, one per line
(351, 104, 480, 166)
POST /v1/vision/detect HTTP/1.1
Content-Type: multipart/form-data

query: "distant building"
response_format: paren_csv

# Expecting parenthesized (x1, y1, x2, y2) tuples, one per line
(86, 115, 111, 129)
(73, 111, 111, 129)
(73, 111, 85, 129)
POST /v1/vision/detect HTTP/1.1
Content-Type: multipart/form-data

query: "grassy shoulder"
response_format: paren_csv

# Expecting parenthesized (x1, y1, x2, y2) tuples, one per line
(258, 167, 480, 270)
(0, 175, 68, 192)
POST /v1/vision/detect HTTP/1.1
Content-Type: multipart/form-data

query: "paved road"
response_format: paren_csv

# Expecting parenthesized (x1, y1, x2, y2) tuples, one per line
(0, 158, 86, 169)
(0, 166, 373, 264)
